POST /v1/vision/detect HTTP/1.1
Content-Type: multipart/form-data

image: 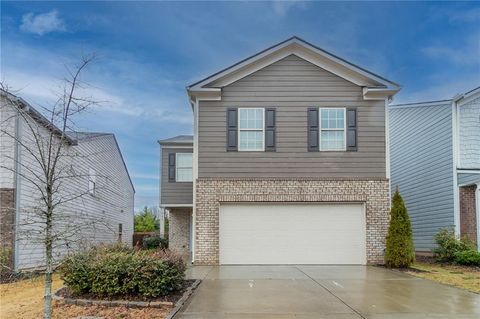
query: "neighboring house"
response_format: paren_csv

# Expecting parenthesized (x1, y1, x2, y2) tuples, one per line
(159, 36, 400, 265)
(390, 87, 480, 253)
(0, 91, 135, 270)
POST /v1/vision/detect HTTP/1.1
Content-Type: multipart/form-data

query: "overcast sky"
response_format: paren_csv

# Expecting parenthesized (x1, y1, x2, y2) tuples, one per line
(2, 1, 479, 210)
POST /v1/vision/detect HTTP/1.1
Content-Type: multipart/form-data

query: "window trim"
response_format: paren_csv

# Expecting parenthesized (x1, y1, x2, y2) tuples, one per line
(319, 107, 347, 152)
(175, 153, 193, 182)
(238, 107, 265, 152)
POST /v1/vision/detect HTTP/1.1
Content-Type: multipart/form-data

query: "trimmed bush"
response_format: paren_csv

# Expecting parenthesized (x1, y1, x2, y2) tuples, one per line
(433, 228, 474, 263)
(143, 236, 168, 250)
(60, 245, 185, 297)
(454, 250, 480, 266)
(385, 189, 415, 268)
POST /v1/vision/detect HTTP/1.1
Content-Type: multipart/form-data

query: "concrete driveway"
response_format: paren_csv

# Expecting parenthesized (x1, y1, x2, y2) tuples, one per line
(177, 265, 480, 318)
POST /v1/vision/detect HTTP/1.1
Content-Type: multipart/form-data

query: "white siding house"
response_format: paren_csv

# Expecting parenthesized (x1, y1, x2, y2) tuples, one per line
(390, 86, 480, 253)
(0, 91, 134, 270)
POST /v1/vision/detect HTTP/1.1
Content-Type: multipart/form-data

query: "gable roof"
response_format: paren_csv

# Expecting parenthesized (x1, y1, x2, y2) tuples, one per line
(187, 36, 400, 101)
(390, 86, 480, 109)
(158, 135, 193, 146)
(0, 90, 135, 192)
(1, 89, 77, 145)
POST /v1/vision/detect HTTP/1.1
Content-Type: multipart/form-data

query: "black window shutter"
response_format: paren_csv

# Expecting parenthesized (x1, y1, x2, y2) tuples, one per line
(168, 153, 176, 181)
(265, 108, 276, 151)
(307, 107, 319, 152)
(346, 108, 357, 151)
(226, 108, 238, 151)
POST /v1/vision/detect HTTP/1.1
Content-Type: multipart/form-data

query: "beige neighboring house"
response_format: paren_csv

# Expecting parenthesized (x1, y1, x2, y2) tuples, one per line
(0, 91, 135, 271)
(159, 36, 400, 265)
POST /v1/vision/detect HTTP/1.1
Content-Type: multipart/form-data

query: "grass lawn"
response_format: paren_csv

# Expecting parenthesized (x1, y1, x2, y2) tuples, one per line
(0, 274, 172, 319)
(405, 262, 480, 294)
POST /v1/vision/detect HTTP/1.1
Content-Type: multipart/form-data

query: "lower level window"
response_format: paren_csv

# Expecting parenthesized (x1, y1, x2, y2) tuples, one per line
(176, 153, 193, 182)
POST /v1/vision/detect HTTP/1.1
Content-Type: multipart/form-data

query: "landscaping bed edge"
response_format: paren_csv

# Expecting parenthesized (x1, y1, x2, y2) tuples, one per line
(52, 279, 201, 309)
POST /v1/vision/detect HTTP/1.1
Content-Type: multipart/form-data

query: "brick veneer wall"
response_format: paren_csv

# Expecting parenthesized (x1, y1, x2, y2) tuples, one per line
(0, 188, 15, 270)
(168, 208, 191, 258)
(195, 178, 390, 265)
(460, 185, 477, 245)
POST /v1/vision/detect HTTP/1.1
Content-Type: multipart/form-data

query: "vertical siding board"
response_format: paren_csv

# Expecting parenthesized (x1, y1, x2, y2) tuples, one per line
(389, 103, 454, 251)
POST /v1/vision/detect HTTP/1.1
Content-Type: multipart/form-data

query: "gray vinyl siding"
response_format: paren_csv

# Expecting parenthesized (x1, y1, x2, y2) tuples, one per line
(458, 172, 480, 186)
(198, 55, 386, 178)
(389, 103, 454, 251)
(160, 147, 193, 205)
(14, 119, 134, 269)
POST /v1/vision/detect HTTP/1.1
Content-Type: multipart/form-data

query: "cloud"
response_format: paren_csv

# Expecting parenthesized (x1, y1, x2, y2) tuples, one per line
(394, 73, 480, 104)
(131, 173, 159, 180)
(421, 33, 480, 66)
(20, 10, 66, 35)
(271, 0, 307, 17)
(447, 7, 480, 23)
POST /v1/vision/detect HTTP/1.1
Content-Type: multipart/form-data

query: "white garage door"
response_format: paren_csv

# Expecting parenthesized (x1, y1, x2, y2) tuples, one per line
(219, 203, 366, 265)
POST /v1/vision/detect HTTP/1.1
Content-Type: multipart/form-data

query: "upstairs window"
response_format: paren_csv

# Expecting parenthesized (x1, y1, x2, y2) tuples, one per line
(238, 108, 264, 151)
(319, 108, 346, 151)
(88, 168, 96, 195)
(176, 153, 193, 182)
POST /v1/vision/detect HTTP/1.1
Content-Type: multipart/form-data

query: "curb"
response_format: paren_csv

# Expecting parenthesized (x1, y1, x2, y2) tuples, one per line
(52, 279, 201, 310)
(165, 279, 201, 319)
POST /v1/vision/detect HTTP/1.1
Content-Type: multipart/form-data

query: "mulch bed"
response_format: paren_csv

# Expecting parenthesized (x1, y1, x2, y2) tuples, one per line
(56, 279, 196, 304)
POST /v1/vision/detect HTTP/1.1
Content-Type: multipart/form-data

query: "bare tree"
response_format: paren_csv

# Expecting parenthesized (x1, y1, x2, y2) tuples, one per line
(0, 55, 117, 318)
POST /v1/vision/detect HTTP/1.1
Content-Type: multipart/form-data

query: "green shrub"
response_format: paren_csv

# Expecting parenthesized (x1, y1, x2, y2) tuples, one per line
(433, 228, 474, 262)
(385, 189, 415, 268)
(143, 236, 168, 250)
(0, 247, 13, 279)
(134, 207, 159, 232)
(60, 245, 185, 297)
(453, 250, 480, 266)
(135, 250, 185, 297)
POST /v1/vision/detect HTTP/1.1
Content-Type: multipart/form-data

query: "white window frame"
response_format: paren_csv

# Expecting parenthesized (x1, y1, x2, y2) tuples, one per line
(238, 107, 265, 152)
(319, 107, 347, 151)
(88, 168, 96, 195)
(176, 153, 193, 182)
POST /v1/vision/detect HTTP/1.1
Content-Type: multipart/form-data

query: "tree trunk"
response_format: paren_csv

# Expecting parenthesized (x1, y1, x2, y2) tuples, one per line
(43, 208, 53, 319)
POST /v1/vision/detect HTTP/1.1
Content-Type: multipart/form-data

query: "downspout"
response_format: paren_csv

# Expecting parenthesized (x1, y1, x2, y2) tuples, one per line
(191, 98, 199, 264)
(451, 96, 461, 236)
(13, 108, 22, 271)
(476, 183, 480, 251)
(385, 97, 391, 203)
(158, 142, 165, 238)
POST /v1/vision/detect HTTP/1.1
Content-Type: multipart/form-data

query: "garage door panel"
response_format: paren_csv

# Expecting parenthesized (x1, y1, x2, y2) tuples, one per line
(219, 203, 366, 265)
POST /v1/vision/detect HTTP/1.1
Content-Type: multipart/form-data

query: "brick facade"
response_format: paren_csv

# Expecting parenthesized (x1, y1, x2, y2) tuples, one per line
(0, 188, 15, 271)
(195, 178, 390, 265)
(460, 185, 477, 245)
(168, 208, 191, 259)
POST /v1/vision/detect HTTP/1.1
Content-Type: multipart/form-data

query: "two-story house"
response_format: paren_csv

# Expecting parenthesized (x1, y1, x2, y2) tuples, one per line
(0, 90, 135, 270)
(159, 37, 400, 265)
(390, 87, 480, 254)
